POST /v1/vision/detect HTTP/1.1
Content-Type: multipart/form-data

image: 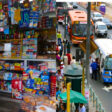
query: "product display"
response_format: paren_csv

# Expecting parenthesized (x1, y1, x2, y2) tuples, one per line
(0, 60, 24, 94)
(0, 0, 56, 59)
(0, 80, 12, 93)
(22, 31, 38, 59)
(42, 0, 56, 13)
(0, 60, 56, 101)
(24, 63, 51, 96)
(21, 94, 56, 112)
(12, 79, 23, 100)
(0, 1, 56, 109)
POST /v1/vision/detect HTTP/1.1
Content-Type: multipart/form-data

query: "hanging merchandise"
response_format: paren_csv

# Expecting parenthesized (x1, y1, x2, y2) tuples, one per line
(29, 11, 39, 28)
(19, 8, 30, 28)
(11, 7, 17, 24)
(14, 8, 21, 23)
(4, 26, 9, 34)
(11, 40, 22, 58)
(0, 27, 4, 32)
(8, 0, 12, 17)
(23, 0, 30, 8)
(0, 4, 9, 33)
(50, 0, 56, 11)
(0, 8, 4, 32)
(3, 5, 8, 26)
(22, 31, 38, 59)
(0, 2, 2, 10)
(0, 0, 56, 103)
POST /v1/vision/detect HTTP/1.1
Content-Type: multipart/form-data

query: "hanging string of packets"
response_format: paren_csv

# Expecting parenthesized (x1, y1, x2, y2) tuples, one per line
(0, 0, 56, 34)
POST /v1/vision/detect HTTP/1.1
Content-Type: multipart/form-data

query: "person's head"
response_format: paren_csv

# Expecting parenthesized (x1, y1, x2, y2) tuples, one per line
(58, 31, 60, 34)
(63, 85, 66, 89)
(61, 103, 66, 110)
(56, 87, 59, 91)
(61, 104, 64, 110)
(57, 69, 61, 74)
(72, 56, 75, 59)
(60, 61, 63, 65)
(80, 103, 84, 108)
(92, 59, 95, 62)
(96, 58, 99, 62)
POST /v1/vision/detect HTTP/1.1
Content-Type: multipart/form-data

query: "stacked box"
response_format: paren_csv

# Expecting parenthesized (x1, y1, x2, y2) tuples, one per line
(22, 38, 37, 59)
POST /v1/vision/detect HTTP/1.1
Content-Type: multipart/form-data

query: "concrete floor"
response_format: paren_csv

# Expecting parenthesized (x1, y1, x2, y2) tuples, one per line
(0, 95, 21, 112)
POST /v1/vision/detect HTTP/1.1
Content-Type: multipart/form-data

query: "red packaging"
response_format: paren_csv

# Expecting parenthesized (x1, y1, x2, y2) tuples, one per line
(12, 79, 23, 91)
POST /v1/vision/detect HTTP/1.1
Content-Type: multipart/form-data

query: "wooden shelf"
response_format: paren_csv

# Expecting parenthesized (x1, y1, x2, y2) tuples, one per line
(0, 90, 11, 93)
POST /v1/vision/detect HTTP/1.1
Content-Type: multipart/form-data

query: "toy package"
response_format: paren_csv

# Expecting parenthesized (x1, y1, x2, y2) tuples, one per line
(4, 81, 12, 92)
(0, 80, 12, 93)
(22, 38, 37, 59)
(19, 8, 30, 28)
(22, 71, 29, 80)
(29, 11, 39, 28)
(0, 80, 4, 90)
(12, 79, 23, 100)
(4, 72, 12, 80)
(25, 66, 50, 96)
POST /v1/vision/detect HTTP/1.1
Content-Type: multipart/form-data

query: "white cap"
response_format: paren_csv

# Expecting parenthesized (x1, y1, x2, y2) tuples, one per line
(61, 61, 63, 64)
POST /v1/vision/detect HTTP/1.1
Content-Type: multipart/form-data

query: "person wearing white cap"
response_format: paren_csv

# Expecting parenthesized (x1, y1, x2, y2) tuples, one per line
(60, 61, 64, 74)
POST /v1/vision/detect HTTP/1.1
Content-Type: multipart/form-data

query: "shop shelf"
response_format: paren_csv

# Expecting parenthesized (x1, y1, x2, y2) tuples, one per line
(0, 39, 22, 42)
(5, 69, 23, 72)
(0, 79, 12, 81)
(0, 90, 11, 93)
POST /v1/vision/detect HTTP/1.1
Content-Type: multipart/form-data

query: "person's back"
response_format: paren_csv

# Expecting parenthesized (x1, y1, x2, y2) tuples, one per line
(57, 32, 62, 39)
(91, 62, 98, 71)
(79, 104, 86, 112)
(56, 89, 61, 99)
